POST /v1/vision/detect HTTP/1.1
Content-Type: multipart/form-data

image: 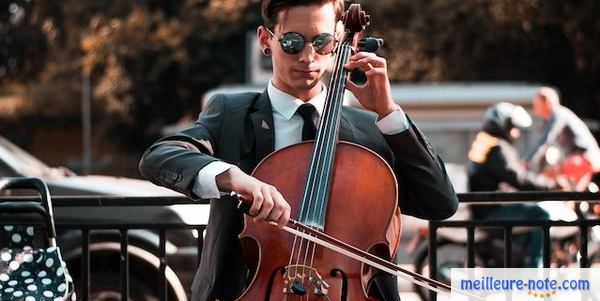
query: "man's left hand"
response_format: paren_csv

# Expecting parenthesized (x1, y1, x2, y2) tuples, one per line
(344, 52, 397, 118)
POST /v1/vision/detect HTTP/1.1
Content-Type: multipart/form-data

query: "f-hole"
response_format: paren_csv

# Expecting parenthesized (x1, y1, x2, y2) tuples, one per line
(330, 268, 348, 301)
(264, 267, 286, 301)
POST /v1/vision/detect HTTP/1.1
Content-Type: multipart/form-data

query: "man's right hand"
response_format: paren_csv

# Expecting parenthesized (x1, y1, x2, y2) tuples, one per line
(216, 166, 291, 227)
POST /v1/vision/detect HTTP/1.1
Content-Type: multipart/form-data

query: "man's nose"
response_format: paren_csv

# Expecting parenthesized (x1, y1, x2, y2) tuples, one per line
(298, 43, 316, 63)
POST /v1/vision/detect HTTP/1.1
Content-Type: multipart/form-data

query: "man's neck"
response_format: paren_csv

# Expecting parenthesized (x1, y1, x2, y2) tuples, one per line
(271, 81, 323, 101)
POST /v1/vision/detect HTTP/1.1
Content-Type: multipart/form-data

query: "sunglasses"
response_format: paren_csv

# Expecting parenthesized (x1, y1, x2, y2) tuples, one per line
(265, 27, 336, 55)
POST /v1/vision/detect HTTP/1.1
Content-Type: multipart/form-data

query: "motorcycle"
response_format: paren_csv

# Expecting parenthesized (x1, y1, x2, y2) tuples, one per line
(409, 149, 599, 301)
(407, 202, 600, 301)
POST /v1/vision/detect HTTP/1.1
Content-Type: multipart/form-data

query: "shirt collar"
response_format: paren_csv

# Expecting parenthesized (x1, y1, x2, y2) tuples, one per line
(268, 81, 326, 120)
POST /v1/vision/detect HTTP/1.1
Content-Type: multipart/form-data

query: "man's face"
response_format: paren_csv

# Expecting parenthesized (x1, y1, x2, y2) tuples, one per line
(261, 3, 337, 100)
(533, 94, 552, 120)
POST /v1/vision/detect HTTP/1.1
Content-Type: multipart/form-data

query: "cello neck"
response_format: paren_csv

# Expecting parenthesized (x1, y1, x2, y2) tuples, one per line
(297, 33, 356, 229)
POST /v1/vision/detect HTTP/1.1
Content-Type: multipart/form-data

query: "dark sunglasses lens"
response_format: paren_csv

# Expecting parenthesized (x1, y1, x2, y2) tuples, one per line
(280, 32, 304, 54)
(313, 33, 335, 54)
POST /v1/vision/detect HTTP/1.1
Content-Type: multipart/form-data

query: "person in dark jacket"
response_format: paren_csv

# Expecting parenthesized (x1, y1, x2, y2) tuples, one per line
(467, 102, 559, 267)
(139, 0, 458, 300)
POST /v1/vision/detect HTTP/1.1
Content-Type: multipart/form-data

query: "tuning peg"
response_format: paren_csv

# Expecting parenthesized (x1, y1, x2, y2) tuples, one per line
(358, 37, 384, 52)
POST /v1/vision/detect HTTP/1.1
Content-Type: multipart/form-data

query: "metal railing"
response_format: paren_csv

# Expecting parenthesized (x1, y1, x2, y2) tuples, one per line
(1, 195, 207, 301)
(58, 196, 210, 301)
(2, 192, 599, 301)
(427, 191, 600, 301)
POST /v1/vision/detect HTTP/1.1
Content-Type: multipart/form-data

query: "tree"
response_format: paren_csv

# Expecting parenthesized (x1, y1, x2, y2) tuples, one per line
(366, 0, 600, 118)
(1, 0, 598, 155)
(0, 1, 62, 83)
(79, 0, 262, 149)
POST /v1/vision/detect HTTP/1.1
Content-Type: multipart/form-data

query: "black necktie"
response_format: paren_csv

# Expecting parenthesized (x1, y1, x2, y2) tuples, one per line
(296, 103, 317, 141)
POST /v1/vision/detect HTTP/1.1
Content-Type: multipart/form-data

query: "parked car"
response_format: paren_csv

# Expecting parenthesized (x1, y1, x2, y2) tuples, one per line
(0, 134, 208, 301)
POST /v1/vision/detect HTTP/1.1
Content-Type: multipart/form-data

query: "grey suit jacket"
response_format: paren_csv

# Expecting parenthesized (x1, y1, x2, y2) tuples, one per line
(139, 90, 458, 301)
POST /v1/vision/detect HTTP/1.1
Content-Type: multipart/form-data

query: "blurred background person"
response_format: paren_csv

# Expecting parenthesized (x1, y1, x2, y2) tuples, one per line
(467, 102, 560, 267)
(525, 86, 600, 190)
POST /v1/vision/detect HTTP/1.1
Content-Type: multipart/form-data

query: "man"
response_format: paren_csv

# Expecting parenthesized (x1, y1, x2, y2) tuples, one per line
(525, 86, 600, 176)
(468, 102, 559, 193)
(140, 0, 458, 300)
(467, 102, 557, 267)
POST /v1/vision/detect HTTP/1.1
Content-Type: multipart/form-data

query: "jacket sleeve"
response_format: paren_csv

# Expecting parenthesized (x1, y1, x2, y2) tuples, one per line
(383, 118, 459, 220)
(524, 115, 565, 167)
(489, 144, 557, 191)
(139, 95, 227, 199)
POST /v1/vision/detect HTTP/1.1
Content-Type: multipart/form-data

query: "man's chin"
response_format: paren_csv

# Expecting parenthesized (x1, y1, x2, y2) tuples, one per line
(295, 76, 321, 89)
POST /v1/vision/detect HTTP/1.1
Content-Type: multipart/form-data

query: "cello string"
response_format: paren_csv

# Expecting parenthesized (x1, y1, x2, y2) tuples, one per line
(288, 233, 300, 281)
(315, 42, 350, 224)
(289, 232, 303, 285)
(299, 40, 351, 288)
(308, 238, 317, 275)
(301, 234, 312, 274)
(305, 44, 348, 232)
(289, 34, 353, 291)
(298, 40, 350, 287)
(305, 39, 351, 227)
(307, 233, 318, 296)
(293, 230, 315, 293)
(292, 62, 339, 285)
(293, 36, 349, 272)
(291, 53, 342, 281)
(279, 221, 487, 301)
(293, 231, 307, 278)
(301, 39, 349, 226)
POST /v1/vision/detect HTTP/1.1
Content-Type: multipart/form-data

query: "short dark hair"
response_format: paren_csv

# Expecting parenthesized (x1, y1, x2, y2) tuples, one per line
(261, 0, 345, 29)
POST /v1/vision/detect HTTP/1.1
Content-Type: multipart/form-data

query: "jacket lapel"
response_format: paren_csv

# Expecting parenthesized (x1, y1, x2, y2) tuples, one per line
(339, 108, 356, 143)
(250, 90, 275, 164)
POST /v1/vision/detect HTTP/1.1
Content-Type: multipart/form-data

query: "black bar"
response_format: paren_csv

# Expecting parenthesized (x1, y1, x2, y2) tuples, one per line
(58, 223, 207, 230)
(456, 191, 599, 203)
(159, 229, 167, 301)
(543, 226, 551, 268)
(1, 191, 597, 206)
(423, 219, 600, 227)
(428, 221, 438, 301)
(504, 227, 512, 268)
(467, 226, 475, 268)
(0, 195, 204, 206)
(81, 229, 90, 301)
(580, 224, 589, 268)
(120, 229, 129, 301)
(0, 191, 600, 207)
(197, 226, 204, 268)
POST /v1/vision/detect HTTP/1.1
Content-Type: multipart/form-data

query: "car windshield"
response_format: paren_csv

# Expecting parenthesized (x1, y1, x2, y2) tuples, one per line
(0, 135, 54, 177)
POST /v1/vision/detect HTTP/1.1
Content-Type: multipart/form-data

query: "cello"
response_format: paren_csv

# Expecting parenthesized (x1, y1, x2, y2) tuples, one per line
(237, 4, 402, 300)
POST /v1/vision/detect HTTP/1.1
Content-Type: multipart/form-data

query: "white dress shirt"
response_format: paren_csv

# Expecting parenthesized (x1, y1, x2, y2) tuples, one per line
(192, 81, 410, 199)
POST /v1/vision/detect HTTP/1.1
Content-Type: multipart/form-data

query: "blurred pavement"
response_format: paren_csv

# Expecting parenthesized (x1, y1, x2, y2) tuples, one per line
(397, 215, 431, 301)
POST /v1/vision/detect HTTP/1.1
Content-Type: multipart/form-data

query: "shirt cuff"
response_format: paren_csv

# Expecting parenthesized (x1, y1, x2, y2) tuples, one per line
(376, 105, 410, 135)
(192, 161, 235, 199)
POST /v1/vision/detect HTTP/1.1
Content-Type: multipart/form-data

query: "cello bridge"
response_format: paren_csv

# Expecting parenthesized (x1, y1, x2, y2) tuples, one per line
(282, 265, 329, 296)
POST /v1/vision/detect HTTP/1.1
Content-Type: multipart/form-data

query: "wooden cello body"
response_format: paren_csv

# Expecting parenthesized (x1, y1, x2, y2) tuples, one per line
(240, 142, 399, 300)
(237, 4, 401, 300)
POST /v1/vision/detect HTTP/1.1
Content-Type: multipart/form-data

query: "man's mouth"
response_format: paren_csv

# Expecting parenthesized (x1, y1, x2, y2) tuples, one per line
(294, 69, 319, 75)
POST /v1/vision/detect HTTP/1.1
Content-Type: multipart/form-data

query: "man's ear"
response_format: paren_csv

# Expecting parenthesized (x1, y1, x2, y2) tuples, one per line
(257, 26, 271, 50)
